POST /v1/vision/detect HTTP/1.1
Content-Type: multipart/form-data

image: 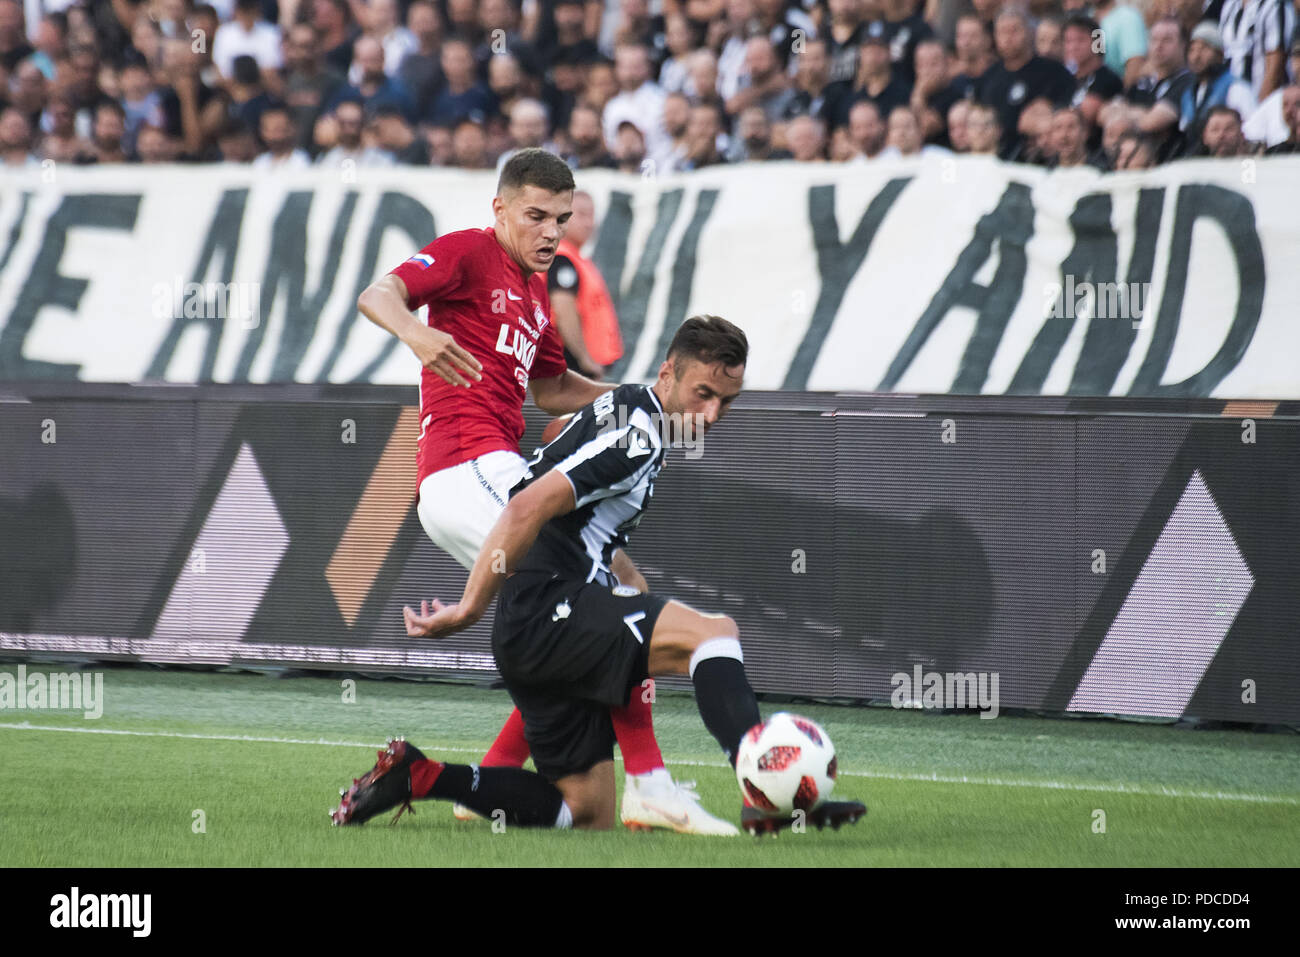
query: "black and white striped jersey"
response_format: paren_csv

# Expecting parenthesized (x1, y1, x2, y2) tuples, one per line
(1220, 0, 1295, 98)
(511, 384, 668, 587)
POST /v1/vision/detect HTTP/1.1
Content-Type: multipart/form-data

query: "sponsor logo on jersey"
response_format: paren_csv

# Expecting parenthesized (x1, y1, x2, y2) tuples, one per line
(406, 253, 435, 268)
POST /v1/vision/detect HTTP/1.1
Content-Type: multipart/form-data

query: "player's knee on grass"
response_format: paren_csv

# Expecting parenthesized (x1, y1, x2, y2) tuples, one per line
(554, 761, 616, 830)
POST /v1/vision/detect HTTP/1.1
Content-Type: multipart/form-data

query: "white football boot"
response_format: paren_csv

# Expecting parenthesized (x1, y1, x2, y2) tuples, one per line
(621, 770, 740, 836)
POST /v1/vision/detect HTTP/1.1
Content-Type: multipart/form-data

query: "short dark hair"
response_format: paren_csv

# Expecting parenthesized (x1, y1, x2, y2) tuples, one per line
(666, 315, 748, 377)
(1064, 14, 1101, 37)
(497, 147, 575, 195)
(1205, 104, 1242, 126)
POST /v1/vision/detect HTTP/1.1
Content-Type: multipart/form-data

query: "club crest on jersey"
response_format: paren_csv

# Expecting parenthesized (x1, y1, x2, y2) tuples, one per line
(406, 253, 435, 268)
(533, 304, 549, 334)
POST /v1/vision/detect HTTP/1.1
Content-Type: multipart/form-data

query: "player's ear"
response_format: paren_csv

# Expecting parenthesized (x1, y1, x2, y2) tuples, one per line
(656, 359, 674, 388)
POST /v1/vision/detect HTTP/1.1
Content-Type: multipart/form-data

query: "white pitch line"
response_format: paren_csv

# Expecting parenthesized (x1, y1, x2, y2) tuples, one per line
(3, 721, 1297, 806)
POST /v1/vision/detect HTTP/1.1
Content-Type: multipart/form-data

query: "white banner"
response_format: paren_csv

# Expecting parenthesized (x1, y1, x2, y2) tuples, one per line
(1, 156, 1297, 397)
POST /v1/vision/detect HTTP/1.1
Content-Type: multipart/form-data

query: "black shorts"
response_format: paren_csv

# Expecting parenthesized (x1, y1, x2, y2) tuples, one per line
(492, 571, 668, 781)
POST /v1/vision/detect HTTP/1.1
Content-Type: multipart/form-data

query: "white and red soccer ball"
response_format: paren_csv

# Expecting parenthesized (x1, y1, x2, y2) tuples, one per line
(735, 712, 837, 815)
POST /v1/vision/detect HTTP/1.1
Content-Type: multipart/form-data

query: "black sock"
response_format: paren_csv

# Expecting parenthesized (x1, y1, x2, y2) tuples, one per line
(425, 764, 566, 828)
(692, 656, 761, 767)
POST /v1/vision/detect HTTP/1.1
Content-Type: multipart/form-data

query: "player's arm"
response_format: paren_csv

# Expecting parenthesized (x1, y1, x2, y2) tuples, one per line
(356, 274, 483, 387)
(610, 548, 648, 593)
(403, 470, 577, 638)
(529, 369, 614, 415)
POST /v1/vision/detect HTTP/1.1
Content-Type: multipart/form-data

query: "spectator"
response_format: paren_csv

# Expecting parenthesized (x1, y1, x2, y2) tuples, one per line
(880, 103, 948, 156)
(213, 0, 283, 94)
(965, 100, 1001, 154)
(783, 36, 831, 121)
(603, 42, 668, 162)
(951, 12, 996, 99)
(1064, 15, 1124, 130)
(1129, 18, 1196, 161)
(910, 37, 963, 144)
(254, 104, 311, 167)
(1094, 0, 1148, 85)
(716, 0, 758, 104)
(947, 97, 972, 151)
(680, 99, 728, 168)
(134, 122, 176, 162)
(39, 94, 96, 162)
(727, 37, 795, 121)
(425, 122, 453, 164)
(582, 57, 619, 112)
(9, 58, 47, 131)
(92, 99, 128, 163)
(1200, 103, 1252, 153)
(661, 89, 691, 166)
(475, 0, 541, 77)
(876, 0, 934, 87)
(1112, 129, 1157, 167)
(1016, 98, 1060, 163)
(786, 113, 827, 160)
(1, 0, 33, 72)
(398, 1, 444, 121)
(546, 0, 599, 71)
(1100, 103, 1141, 164)
(119, 61, 166, 156)
(30, 12, 67, 79)
(444, 0, 481, 46)
(1036, 15, 1065, 63)
(979, 7, 1075, 157)
(1263, 83, 1300, 152)
(496, 96, 553, 168)
(226, 53, 276, 133)
(1219, 0, 1294, 102)
(315, 98, 394, 166)
(313, 0, 359, 76)
(281, 24, 346, 154)
(685, 47, 721, 103)
(752, 0, 817, 70)
(1050, 106, 1107, 167)
(824, 0, 869, 85)
(428, 37, 494, 126)
(1180, 22, 1257, 148)
(824, 32, 912, 131)
(0, 106, 39, 167)
(548, 190, 624, 380)
(613, 118, 647, 172)
(611, 0, 666, 56)
(189, 5, 223, 87)
(370, 103, 429, 162)
(829, 123, 857, 159)
(727, 103, 793, 159)
(846, 96, 887, 157)
(449, 115, 490, 167)
(216, 116, 258, 160)
(1243, 38, 1300, 145)
(368, 0, 416, 79)
(329, 35, 415, 121)
(658, 13, 699, 93)
(487, 51, 527, 117)
(562, 100, 617, 167)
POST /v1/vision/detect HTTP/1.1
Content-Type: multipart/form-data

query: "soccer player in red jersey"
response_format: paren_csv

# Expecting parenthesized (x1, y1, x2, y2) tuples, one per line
(355, 149, 735, 835)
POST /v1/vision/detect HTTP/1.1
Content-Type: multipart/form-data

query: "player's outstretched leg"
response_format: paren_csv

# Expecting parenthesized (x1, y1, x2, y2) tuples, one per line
(647, 602, 867, 835)
(331, 738, 574, 829)
(452, 707, 532, 822)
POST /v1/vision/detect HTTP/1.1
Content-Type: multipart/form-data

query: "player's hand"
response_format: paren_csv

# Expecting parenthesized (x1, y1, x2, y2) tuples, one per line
(404, 325, 483, 388)
(403, 598, 480, 638)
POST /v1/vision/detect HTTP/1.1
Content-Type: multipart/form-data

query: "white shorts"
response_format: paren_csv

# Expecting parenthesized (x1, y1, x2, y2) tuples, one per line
(416, 450, 528, 570)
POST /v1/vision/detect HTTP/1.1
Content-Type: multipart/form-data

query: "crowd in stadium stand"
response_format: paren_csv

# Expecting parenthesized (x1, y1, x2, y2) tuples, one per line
(1, 0, 1297, 171)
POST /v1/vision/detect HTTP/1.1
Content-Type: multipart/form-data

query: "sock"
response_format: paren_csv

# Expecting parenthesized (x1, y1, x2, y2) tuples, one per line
(481, 708, 531, 768)
(415, 762, 566, 828)
(610, 689, 665, 777)
(689, 638, 760, 767)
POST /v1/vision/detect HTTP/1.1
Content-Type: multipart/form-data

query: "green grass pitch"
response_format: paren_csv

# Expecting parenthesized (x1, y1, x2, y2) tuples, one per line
(1, 665, 1297, 867)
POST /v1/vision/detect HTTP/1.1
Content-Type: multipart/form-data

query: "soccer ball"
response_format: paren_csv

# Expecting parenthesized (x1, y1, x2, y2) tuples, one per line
(735, 712, 837, 815)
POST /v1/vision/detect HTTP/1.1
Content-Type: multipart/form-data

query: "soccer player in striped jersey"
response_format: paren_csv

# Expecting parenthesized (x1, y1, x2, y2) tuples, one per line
(355, 148, 734, 835)
(330, 317, 868, 834)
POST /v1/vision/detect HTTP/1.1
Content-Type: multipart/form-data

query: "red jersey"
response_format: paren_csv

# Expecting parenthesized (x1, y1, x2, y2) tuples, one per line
(389, 227, 568, 488)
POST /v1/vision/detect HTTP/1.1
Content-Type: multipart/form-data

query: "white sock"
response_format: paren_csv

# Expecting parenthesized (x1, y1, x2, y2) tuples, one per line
(554, 801, 574, 829)
(629, 767, 673, 791)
